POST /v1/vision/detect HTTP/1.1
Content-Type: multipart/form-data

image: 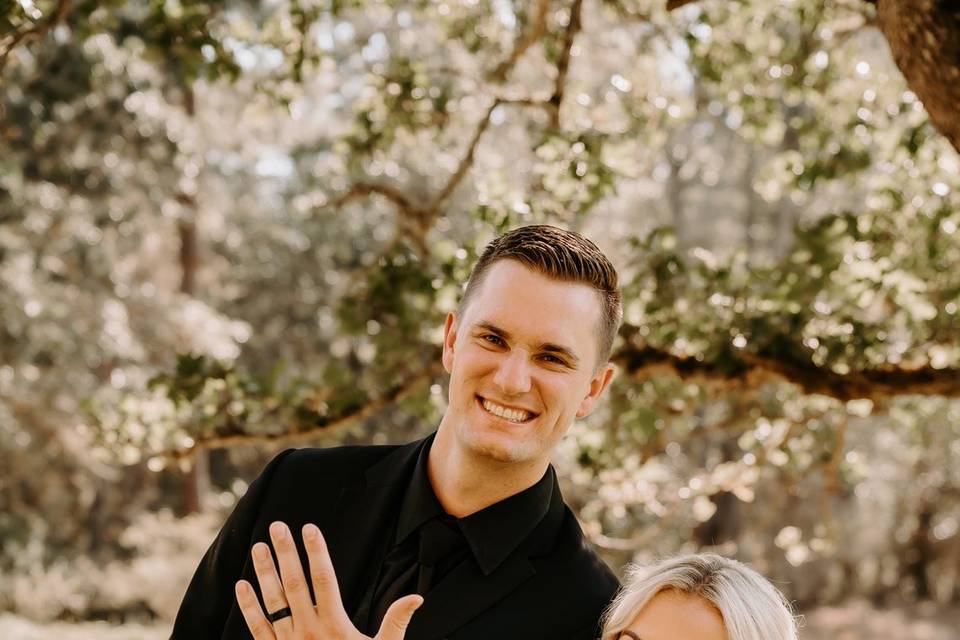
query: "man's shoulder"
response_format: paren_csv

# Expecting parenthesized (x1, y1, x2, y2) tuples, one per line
(273, 440, 407, 480)
(480, 506, 618, 638)
(246, 439, 420, 515)
(547, 506, 620, 592)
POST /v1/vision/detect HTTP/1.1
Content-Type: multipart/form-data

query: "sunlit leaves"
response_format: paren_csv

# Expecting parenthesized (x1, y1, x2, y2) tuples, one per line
(343, 56, 453, 161)
(621, 215, 960, 378)
(532, 131, 618, 218)
(4, 0, 960, 605)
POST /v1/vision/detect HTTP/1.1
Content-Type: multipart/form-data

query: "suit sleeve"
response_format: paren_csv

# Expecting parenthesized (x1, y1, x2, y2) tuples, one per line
(170, 448, 295, 639)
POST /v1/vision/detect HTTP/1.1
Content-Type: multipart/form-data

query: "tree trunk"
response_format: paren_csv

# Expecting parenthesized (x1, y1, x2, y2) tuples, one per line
(693, 438, 742, 546)
(665, 0, 960, 153)
(742, 149, 757, 263)
(903, 501, 935, 599)
(178, 83, 209, 515)
(874, 0, 960, 152)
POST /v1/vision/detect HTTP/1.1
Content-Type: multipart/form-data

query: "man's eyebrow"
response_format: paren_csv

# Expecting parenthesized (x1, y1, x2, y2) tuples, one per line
(473, 321, 507, 337)
(539, 342, 580, 365)
(473, 321, 580, 365)
(618, 632, 642, 640)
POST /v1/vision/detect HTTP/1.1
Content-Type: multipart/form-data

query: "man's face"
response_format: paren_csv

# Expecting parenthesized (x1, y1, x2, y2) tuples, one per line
(440, 259, 615, 468)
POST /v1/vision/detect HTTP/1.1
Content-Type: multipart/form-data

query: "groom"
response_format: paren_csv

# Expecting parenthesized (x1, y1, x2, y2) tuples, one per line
(172, 225, 622, 639)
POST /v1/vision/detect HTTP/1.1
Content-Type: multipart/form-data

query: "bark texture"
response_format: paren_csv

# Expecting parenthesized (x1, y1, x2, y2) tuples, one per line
(875, 0, 960, 152)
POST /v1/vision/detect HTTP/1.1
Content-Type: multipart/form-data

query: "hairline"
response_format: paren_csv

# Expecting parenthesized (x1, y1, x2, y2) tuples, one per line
(599, 554, 799, 640)
(457, 257, 611, 372)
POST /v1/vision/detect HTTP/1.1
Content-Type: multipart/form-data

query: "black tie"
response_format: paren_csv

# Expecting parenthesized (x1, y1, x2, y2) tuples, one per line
(367, 516, 466, 631)
(416, 517, 466, 593)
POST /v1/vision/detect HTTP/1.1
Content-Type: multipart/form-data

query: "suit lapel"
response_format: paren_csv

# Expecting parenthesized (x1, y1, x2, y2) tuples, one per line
(328, 437, 429, 615)
(406, 552, 534, 640)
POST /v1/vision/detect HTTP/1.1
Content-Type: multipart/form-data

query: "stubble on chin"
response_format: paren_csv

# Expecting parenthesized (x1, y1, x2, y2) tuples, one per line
(451, 403, 544, 466)
(460, 428, 538, 466)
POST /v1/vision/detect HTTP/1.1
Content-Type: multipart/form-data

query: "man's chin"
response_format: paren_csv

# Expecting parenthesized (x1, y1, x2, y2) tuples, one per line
(461, 430, 537, 465)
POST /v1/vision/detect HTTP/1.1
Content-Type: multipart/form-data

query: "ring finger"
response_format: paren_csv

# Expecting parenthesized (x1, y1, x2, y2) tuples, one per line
(251, 541, 294, 636)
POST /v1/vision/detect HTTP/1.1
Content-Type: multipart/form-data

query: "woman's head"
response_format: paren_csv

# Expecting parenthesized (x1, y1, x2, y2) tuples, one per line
(601, 554, 799, 640)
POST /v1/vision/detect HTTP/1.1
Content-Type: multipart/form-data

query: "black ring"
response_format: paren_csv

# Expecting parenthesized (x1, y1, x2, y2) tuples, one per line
(266, 606, 292, 623)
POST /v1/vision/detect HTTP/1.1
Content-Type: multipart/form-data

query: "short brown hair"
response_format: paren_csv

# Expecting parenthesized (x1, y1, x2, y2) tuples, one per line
(458, 225, 622, 365)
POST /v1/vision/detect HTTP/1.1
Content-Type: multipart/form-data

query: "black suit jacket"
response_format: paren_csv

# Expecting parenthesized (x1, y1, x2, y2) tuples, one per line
(171, 436, 619, 639)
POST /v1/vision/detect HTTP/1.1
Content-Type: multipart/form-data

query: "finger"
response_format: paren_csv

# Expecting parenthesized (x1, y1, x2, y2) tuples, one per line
(250, 540, 292, 635)
(302, 523, 349, 625)
(235, 580, 278, 640)
(375, 594, 424, 640)
(269, 521, 317, 625)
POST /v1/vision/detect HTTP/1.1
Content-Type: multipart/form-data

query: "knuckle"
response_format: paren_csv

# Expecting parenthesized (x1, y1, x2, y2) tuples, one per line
(313, 570, 334, 589)
(284, 574, 307, 592)
(251, 621, 273, 636)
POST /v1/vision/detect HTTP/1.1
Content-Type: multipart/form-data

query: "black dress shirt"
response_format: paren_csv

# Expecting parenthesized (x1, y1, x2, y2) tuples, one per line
(355, 437, 555, 633)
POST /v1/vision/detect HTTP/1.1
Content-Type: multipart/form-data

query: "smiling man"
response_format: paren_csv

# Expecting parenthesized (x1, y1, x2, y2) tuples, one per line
(172, 225, 622, 640)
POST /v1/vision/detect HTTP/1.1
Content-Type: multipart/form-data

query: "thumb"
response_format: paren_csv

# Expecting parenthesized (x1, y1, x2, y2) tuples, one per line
(375, 594, 424, 640)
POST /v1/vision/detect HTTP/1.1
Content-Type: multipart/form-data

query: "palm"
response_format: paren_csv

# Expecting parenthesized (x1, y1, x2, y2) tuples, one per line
(235, 521, 423, 640)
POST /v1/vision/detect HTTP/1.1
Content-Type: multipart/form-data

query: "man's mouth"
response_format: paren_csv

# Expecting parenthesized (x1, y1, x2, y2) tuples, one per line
(476, 395, 538, 424)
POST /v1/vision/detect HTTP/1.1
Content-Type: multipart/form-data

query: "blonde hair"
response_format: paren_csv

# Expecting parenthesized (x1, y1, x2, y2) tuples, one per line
(601, 554, 799, 640)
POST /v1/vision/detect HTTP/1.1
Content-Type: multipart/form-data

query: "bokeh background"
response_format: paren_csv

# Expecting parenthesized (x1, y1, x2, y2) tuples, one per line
(2, 0, 959, 638)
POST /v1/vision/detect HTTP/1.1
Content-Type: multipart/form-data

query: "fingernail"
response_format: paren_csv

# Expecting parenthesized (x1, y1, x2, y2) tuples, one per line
(270, 521, 287, 539)
(254, 543, 269, 560)
(303, 523, 319, 540)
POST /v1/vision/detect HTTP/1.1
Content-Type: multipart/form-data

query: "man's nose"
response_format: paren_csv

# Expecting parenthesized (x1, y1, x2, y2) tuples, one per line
(493, 351, 532, 395)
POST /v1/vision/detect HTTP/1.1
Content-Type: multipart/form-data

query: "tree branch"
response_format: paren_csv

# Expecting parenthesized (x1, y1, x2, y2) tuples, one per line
(488, 0, 552, 82)
(588, 500, 687, 551)
(0, 0, 73, 74)
(326, 181, 419, 213)
(613, 336, 960, 401)
(548, 0, 584, 128)
(322, 0, 576, 246)
(495, 94, 553, 107)
(429, 99, 501, 209)
(163, 363, 441, 461)
(1, 391, 119, 479)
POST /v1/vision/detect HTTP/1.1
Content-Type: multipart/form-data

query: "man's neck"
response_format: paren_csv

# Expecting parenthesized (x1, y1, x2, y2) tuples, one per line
(426, 427, 549, 518)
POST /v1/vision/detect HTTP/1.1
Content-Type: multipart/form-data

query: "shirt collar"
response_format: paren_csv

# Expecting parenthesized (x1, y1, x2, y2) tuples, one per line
(394, 434, 555, 576)
(394, 439, 447, 545)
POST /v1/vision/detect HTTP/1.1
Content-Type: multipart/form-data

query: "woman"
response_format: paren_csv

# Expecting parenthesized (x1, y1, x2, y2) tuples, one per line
(601, 553, 799, 640)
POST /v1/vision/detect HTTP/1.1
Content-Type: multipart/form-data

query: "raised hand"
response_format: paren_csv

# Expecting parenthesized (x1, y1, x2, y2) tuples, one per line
(235, 521, 423, 640)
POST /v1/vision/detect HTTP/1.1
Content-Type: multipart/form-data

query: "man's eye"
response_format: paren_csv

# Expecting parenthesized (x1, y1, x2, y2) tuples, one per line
(541, 355, 565, 365)
(482, 334, 504, 346)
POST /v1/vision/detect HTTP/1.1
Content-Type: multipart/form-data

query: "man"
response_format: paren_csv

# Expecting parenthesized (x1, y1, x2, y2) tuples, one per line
(172, 225, 622, 639)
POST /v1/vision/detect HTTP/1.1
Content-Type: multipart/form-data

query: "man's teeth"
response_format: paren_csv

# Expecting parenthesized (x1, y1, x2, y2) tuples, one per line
(482, 398, 532, 423)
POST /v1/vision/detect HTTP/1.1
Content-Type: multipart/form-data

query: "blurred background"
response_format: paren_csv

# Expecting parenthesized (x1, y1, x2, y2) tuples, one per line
(2, 0, 959, 638)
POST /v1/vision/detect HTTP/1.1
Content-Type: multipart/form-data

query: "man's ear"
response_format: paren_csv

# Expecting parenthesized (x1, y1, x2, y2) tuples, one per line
(442, 312, 458, 374)
(576, 363, 615, 418)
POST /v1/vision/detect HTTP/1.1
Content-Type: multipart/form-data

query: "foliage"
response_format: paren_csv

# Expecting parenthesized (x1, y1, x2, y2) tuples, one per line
(2, 0, 960, 620)
(0, 510, 220, 621)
